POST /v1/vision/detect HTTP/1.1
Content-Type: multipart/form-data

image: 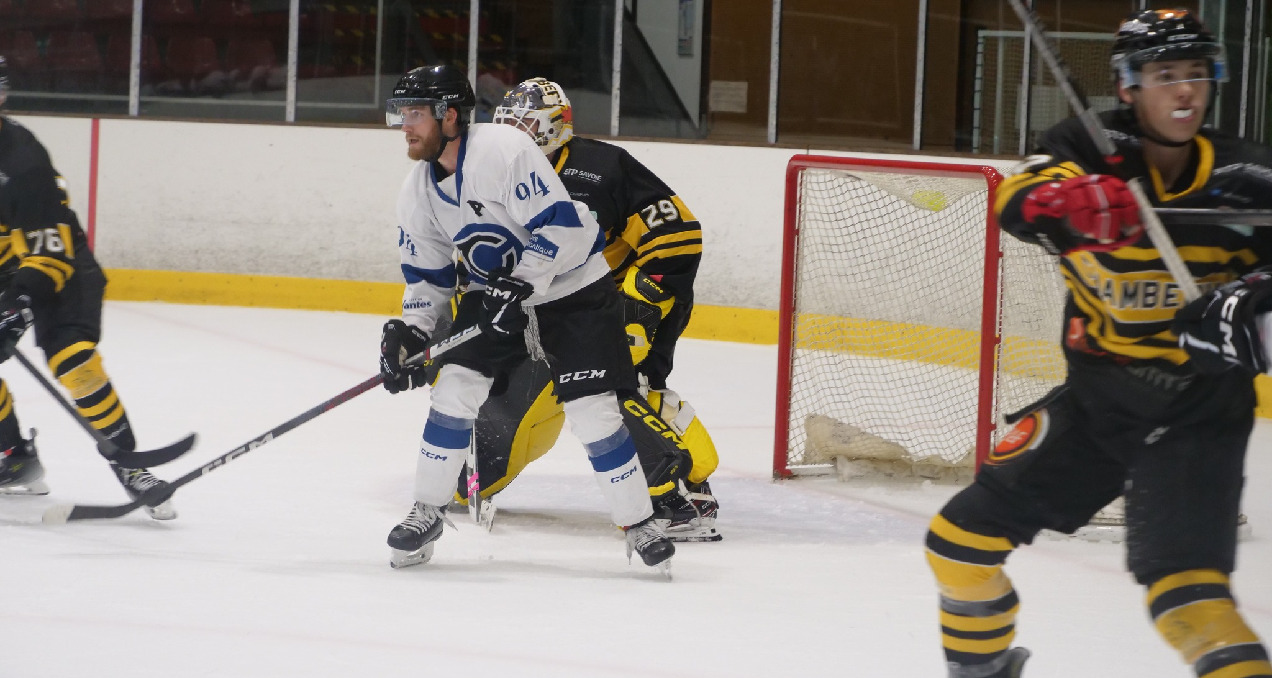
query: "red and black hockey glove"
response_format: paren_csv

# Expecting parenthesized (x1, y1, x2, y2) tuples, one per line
(1022, 175, 1143, 252)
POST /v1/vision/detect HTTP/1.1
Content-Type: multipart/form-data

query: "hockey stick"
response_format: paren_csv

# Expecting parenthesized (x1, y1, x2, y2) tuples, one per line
(1155, 209, 1272, 226)
(12, 350, 196, 468)
(1006, 0, 1201, 302)
(42, 325, 482, 524)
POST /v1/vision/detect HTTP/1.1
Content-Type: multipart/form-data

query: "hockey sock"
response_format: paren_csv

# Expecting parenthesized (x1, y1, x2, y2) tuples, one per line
(1147, 570, 1272, 677)
(415, 409, 473, 506)
(565, 392, 651, 527)
(0, 379, 24, 448)
(51, 343, 136, 451)
(925, 513, 1020, 669)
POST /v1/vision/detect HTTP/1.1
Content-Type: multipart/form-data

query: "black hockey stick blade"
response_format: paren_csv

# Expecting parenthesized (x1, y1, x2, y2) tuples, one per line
(44, 324, 484, 524)
(12, 350, 197, 468)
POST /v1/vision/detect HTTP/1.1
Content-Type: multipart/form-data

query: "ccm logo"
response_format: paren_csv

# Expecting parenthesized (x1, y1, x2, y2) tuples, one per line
(559, 369, 606, 383)
(610, 465, 638, 483)
(421, 449, 449, 461)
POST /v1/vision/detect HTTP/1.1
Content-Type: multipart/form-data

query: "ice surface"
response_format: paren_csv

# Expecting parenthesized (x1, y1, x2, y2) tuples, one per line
(3, 301, 1270, 677)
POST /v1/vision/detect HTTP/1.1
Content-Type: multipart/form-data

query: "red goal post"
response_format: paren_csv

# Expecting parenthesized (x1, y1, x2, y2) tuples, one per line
(773, 155, 1067, 481)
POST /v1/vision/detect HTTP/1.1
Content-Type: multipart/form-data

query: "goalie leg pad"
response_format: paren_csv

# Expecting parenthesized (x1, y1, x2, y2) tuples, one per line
(647, 389, 718, 484)
(619, 392, 690, 495)
(1147, 570, 1272, 676)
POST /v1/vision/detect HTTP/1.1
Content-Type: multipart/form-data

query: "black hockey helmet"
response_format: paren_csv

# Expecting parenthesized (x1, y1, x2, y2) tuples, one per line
(385, 64, 475, 127)
(1111, 9, 1227, 88)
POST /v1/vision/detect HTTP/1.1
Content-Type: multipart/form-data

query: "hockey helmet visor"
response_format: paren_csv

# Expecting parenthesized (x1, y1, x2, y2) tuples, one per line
(1111, 9, 1228, 88)
(385, 98, 450, 128)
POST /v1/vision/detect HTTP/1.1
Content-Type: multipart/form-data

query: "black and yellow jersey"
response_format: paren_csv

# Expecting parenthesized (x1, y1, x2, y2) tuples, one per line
(997, 108, 1272, 366)
(0, 116, 98, 304)
(549, 137, 702, 300)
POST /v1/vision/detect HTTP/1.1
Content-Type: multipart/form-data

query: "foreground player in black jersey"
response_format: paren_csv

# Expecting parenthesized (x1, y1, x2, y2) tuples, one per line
(0, 56, 175, 519)
(925, 10, 1272, 678)
(440, 77, 720, 541)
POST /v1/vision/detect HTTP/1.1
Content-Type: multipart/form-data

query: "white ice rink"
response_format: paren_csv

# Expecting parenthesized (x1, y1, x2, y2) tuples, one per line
(5, 300, 1272, 677)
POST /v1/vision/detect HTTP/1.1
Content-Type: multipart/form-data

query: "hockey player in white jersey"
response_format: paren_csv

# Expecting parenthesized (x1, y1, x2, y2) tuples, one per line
(378, 64, 674, 572)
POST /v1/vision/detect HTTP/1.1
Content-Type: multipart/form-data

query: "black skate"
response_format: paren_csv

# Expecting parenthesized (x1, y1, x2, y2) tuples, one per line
(0, 432, 47, 496)
(948, 647, 1030, 678)
(110, 462, 177, 520)
(624, 516, 675, 576)
(388, 502, 453, 569)
(653, 481, 720, 542)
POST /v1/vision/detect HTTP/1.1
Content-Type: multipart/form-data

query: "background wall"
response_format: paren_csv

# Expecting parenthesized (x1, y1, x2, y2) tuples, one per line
(13, 114, 1014, 317)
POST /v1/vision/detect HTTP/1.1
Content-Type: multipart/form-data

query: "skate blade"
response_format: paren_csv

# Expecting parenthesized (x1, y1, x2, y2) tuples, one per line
(478, 502, 496, 532)
(657, 560, 672, 580)
(389, 542, 435, 569)
(144, 500, 178, 521)
(667, 526, 721, 542)
(0, 479, 50, 496)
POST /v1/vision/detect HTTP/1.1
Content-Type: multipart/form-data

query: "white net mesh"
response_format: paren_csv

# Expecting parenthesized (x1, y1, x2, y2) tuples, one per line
(778, 159, 1067, 482)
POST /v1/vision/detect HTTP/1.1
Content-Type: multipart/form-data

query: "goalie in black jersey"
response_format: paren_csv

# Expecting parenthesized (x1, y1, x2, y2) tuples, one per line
(925, 10, 1272, 678)
(0, 56, 175, 519)
(436, 76, 721, 541)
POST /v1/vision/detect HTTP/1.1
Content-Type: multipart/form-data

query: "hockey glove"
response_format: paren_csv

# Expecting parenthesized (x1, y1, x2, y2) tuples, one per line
(1174, 270, 1272, 374)
(479, 270, 534, 339)
(621, 268, 675, 365)
(1021, 175, 1143, 253)
(380, 319, 432, 393)
(0, 294, 33, 363)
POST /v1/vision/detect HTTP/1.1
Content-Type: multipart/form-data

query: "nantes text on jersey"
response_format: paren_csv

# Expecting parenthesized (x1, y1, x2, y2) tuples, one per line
(996, 108, 1272, 366)
(550, 137, 702, 301)
(0, 117, 99, 303)
(395, 123, 609, 335)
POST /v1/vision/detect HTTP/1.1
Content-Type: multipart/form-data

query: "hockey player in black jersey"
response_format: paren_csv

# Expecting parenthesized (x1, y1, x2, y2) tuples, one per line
(0, 56, 176, 519)
(439, 76, 720, 541)
(925, 10, 1272, 678)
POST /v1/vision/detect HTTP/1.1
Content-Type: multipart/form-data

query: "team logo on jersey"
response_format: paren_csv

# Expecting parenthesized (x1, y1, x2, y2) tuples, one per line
(454, 224, 522, 280)
(467, 200, 485, 216)
(986, 410, 1048, 465)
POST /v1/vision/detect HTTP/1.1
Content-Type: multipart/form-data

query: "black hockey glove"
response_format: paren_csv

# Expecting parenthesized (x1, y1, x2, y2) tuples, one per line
(1174, 271, 1272, 375)
(479, 270, 534, 339)
(380, 319, 432, 393)
(0, 293, 33, 363)
(621, 269, 674, 364)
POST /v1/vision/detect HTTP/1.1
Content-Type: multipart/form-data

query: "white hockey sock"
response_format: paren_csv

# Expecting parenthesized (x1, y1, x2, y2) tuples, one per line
(414, 409, 472, 506)
(565, 393, 653, 527)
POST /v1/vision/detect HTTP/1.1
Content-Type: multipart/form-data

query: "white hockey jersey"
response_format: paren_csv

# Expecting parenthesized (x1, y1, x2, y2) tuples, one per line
(395, 123, 610, 334)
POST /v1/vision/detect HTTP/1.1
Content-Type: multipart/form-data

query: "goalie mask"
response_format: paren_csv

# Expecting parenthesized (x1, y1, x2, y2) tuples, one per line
(1111, 9, 1227, 90)
(385, 64, 475, 128)
(493, 77, 574, 156)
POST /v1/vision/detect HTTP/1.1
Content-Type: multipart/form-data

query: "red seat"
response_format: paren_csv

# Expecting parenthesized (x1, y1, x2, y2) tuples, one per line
(85, 0, 136, 21)
(226, 38, 276, 73)
(165, 36, 221, 80)
(105, 33, 160, 78)
(204, 0, 258, 28)
(2, 31, 42, 73)
(149, 0, 198, 24)
(47, 31, 104, 91)
(25, 0, 82, 26)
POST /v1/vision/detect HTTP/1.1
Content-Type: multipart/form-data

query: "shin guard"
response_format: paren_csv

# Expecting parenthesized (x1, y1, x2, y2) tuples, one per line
(926, 514, 1021, 670)
(1147, 570, 1272, 677)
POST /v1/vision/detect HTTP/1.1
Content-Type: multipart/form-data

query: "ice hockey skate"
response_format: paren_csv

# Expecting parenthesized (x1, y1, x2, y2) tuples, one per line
(653, 481, 720, 542)
(0, 433, 47, 495)
(110, 462, 177, 520)
(948, 647, 1029, 678)
(388, 502, 453, 569)
(624, 516, 675, 577)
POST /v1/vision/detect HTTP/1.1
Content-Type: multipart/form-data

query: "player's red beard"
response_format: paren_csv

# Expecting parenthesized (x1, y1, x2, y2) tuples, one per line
(404, 124, 441, 162)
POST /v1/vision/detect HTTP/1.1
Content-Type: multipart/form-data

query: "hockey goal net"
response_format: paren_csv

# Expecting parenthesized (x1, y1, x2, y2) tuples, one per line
(774, 155, 1067, 483)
